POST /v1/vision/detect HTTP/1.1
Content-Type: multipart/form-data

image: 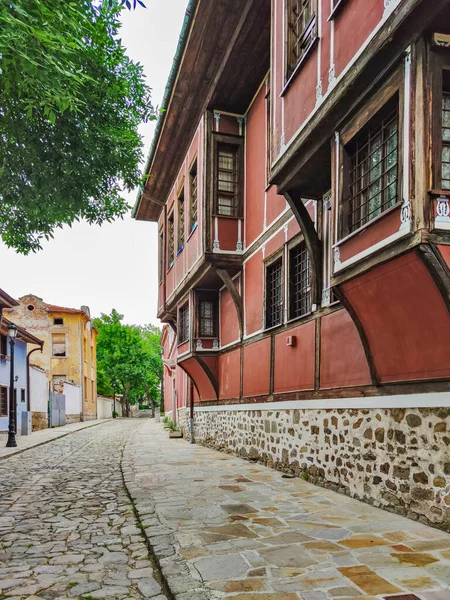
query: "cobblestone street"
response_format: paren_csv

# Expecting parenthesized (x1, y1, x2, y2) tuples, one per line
(0, 420, 167, 600)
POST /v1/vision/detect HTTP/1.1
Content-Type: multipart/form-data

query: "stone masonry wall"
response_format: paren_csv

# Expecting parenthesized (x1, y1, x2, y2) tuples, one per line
(178, 406, 450, 530)
(81, 411, 97, 422)
(32, 412, 48, 431)
(66, 413, 82, 425)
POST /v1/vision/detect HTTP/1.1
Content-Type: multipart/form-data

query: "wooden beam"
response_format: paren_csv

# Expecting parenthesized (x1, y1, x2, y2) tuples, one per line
(284, 190, 322, 306)
(216, 268, 244, 339)
(333, 287, 379, 387)
(195, 355, 219, 400)
(418, 244, 450, 313)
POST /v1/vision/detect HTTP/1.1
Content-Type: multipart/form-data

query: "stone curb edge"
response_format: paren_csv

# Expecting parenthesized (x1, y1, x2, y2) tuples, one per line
(0, 420, 110, 462)
(121, 422, 211, 600)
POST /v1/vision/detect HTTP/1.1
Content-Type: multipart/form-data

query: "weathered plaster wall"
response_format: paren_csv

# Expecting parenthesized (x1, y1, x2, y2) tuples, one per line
(178, 405, 450, 531)
(30, 365, 48, 431)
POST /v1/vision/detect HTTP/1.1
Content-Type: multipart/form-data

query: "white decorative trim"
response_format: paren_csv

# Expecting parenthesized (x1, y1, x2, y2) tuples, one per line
(212, 338, 220, 350)
(399, 47, 412, 233)
(196, 339, 203, 350)
(334, 228, 408, 272)
(236, 218, 243, 251)
(213, 216, 220, 250)
(322, 287, 331, 306)
(328, 64, 336, 86)
(436, 197, 450, 226)
(237, 116, 245, 136)
(383, 0, 400, 18)
(333, 246, 341, 268)
(194, 391, 450, 412)
(316, 80, 323, 104)
(213, 112, 221, 132)
(323, 194, 332, 211)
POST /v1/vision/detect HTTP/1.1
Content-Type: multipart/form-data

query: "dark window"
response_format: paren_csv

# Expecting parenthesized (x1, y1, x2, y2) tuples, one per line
(216, 144, 239, 216)
(0, 387, 7, 416)
(347, 98, 399, 234)
(287, 0, 317, 78)
(158, 228, 164, 283)
(199, 299, 218, 338)
(289, 242, 311, 319)
(168, 211, 174, 267)
(177, 188, 185, 250)
(178, 303, 189, 344)
(27, 304, 35, 311)
(266, 257, 283, 329)
(442, 72, 450, 189)
(0, 334, 7, 356)
(189, 160, 198, 229)
(53, 318, 64, 325)
(20, 388, 25, 403)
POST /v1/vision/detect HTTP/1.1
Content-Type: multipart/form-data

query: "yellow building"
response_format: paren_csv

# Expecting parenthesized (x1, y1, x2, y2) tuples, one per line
(6, 295, 97, 427)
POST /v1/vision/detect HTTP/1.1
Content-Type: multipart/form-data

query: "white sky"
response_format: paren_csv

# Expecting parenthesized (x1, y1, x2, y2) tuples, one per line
(0, 1, 188, 326)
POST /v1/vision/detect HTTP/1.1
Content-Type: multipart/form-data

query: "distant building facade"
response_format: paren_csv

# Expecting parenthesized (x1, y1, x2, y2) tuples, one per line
(0, 288, 43, 433)
(135, 0, 450, 529)
(6, 295, 97, 425)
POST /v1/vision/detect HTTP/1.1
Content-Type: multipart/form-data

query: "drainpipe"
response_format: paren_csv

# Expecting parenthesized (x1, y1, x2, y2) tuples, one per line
(189, 390, 195, 444)
(27, 344, 43, 412)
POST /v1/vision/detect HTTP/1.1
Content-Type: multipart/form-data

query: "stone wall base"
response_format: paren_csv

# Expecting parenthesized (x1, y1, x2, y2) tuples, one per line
(178, 405, 450, 531)
(81, 412, 97, 422)
(32, 412, 48, 431)
(66, 414, 82, 425)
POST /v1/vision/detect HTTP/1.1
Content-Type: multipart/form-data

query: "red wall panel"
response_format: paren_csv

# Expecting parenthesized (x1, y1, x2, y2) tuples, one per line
(266, 186, 287, 227)
(274, 321, 315, 393)
(219, 349, 241, 399)
(438, 244, 450, 269)
(220, 287, 240, 347)
(243, 338, 271, 397)
(244, 251, 263, 335)
(342, 252, 450, 383)
(245, 85, 266, 246)
(320, 310, 371, 389)
(334, 0, 382, 77)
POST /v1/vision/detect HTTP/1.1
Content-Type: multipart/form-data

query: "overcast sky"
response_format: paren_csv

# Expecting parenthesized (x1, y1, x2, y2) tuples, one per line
(0, 1, 188, 326)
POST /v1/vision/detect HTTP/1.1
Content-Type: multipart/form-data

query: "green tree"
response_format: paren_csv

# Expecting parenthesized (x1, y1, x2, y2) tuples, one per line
(0, 0, 154, 253)
(94, 310, 163, 417)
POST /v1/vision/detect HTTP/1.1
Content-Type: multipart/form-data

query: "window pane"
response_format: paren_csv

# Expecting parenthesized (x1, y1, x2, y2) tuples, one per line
(347, 100, 399, 233)
(199, 299, 217, 337)
(216, 144, 239, 216)
(266, 258, 283, 328)
(289, 242, 311, 319)
(442, 91, 450, 189)
(287, 0, 315, 75)
(178, 304, 189, 343)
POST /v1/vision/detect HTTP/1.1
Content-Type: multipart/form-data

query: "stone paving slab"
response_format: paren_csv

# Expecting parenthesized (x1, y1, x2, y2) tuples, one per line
(0, 420, 168, 600)
(0, 419, 111, 460)
(123, 420, 450, 600)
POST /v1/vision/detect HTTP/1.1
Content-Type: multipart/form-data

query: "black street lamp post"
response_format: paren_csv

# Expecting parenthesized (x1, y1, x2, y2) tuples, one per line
(6, 324, 18, 448)
(112, 380, 117, 418)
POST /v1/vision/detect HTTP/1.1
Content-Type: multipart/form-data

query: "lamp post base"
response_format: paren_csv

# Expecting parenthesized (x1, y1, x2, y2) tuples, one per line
(6, 434, 17, 448)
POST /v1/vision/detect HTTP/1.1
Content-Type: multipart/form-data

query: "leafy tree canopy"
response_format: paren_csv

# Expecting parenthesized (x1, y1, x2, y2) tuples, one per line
(94, 309, 163, 415)
(0, 0, 154, 253)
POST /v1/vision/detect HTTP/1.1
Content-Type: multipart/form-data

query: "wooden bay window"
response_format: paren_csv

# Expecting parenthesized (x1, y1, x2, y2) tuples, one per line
(212, 133, 243, 218)
(189, 159, 198, 230)
(178, 302, 189, 344)
(286, 0, 318, 79)
(167, 210, 174, 268)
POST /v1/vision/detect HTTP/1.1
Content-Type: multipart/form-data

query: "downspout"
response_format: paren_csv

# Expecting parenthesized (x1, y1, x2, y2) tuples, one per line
(27, 344, 43, 412)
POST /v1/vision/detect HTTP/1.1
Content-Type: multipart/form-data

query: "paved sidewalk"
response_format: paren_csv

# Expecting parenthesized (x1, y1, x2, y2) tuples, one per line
(123, 420, 450, 600)
(0, 419, 111, 460)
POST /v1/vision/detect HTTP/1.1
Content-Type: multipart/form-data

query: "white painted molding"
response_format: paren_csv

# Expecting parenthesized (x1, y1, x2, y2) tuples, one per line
(399, 47, 412, 233)
(436, 197, 450, 227)
(195, 391, 450, 412)
(334, 227, 409, 272)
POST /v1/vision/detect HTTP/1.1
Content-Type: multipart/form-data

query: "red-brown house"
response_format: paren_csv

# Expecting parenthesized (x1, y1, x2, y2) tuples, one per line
(134, 0, 450, 528)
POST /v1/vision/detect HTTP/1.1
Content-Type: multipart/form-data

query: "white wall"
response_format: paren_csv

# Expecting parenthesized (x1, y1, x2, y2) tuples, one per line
(63, 381, 82, 416)
(30, 366, 48, 413)
(97, 396, 113, 419)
